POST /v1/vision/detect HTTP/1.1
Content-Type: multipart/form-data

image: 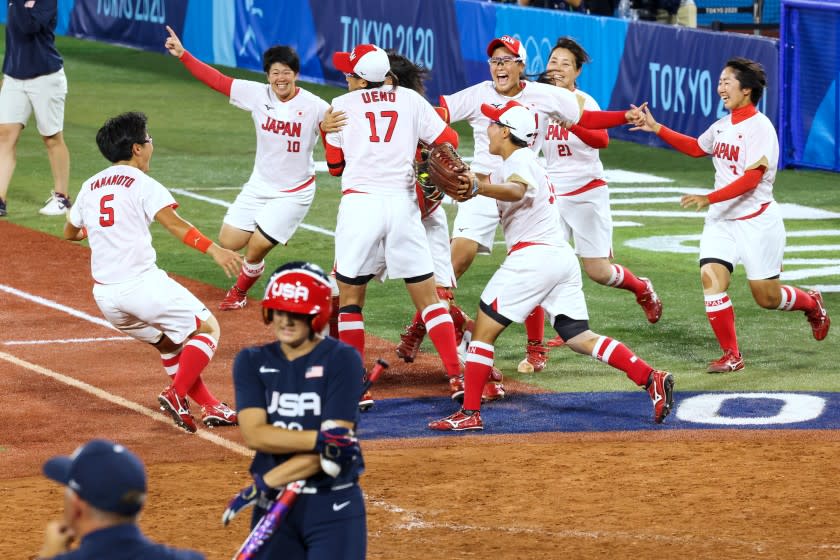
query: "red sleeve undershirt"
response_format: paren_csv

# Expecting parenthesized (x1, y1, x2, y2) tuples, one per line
(322, 127, 345, 176)
(432, 125, 459, 149)
(179, 51, 233, 97)
(577, 110, 628, 129)
(568, 124, 609, 149)
(707, 167, 765, 204)
(656, 125, 707, 157)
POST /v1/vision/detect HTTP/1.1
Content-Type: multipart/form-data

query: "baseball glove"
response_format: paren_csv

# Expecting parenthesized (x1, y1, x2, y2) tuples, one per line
(427, 143, 475, 202)
(415, 142, 444, 203)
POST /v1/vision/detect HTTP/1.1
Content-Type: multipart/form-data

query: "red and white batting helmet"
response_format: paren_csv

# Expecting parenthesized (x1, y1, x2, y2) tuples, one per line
(262, 262, 332, 332)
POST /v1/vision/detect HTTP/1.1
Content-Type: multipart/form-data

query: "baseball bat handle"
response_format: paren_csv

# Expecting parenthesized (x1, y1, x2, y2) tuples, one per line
(361, 359, 388, 395)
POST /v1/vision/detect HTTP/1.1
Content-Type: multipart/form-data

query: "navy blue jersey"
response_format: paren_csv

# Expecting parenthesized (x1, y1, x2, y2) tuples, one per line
(233, 337, 364, 489)
(52, 524, 204, 559)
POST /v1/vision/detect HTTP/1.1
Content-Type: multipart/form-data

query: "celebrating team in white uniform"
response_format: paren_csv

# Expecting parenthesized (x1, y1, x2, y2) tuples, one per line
(165, 27, 329, 311)
(428, 101, 675, 432)
(65, 111, 242, 433)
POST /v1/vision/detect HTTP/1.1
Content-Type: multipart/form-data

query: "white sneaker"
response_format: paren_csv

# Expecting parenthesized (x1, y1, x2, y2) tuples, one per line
(39, 192, 72, 216)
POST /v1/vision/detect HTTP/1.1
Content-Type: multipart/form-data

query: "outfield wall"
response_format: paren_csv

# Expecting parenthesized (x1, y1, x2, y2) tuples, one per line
(3, 0, 781, 153)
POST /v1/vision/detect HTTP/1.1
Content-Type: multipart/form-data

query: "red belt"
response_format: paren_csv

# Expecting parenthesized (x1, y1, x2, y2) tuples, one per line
(508, 241, 549, 255)
(282, 175, 315, 193)
(557, 178, 607, 197)
(735, 201, 771, 221)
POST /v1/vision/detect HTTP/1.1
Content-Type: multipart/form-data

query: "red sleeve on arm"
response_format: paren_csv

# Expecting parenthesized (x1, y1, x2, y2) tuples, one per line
(577, 110, 628, 129)
(179, 51, 234, 96)
(568, 125, 609, 149)
(437, 97, 451, 123)
(322, 130, 345, 176)
(432, 126, 459, 149)
(707, 168, 764, 204)
(656, 126, 707, 157)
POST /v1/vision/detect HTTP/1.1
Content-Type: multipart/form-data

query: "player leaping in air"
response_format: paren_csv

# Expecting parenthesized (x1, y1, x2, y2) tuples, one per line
(429, 101, 674, 432)
(64, 111, 242, 433)
(164, 26, 331, 311)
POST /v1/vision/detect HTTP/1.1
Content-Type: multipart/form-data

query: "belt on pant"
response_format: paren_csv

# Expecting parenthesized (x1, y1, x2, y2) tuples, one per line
(301, 482, 356, 494)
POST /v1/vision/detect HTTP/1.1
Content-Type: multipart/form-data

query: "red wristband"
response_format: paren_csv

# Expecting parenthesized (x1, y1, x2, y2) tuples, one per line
(182, 226, 213, 253)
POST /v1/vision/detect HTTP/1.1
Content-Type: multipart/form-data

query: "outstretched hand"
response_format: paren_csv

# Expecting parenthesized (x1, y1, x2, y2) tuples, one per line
(680, 194, 710, 211)
(222, 473, 273, 526)
(164, 25, 185, 58)
(629, 105, 660, 133)
(321, 107, 348, 134)
(208, 245, 243, 278)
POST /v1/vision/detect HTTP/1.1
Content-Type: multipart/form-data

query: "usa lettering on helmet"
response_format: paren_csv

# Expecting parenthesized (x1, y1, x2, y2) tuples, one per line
(271, 281, 311, 303)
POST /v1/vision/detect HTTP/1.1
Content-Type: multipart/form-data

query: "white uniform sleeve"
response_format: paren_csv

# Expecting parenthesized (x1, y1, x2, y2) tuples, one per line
(697, 119, 721, 154)
(505, 163, 539, 197)
(743, 118, 776, 170)
(68, 187, 85, 228)
(546, 86, 584, 125)
(325, 97, 344, 148)
(141, 178, 178, 222)
(417, 93, 447, 145)
(229, 80, 265, 112)
(441, 83, 484, 123)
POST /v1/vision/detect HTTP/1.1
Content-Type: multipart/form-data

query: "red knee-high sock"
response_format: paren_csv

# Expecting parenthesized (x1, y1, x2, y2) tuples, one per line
(590, 335, 653, 386)
(606, 264, 647, 296)
(338, 311, 365, 361)
(777, 285, 817, 312)
(422, 303, 460, 377)
(234, 259, 266, 293)
(162, 347, 219, 406)
(524, 306, 545, 343)
(160, 350, 181, 377)
(463, 341, 494, 411)
(705, 292, 739, 355)
(172, 334, 217, 397)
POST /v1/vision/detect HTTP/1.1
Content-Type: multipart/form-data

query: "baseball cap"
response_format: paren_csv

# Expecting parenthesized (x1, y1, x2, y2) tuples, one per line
(333, 44, 390, 83)
(43, 439, 147, 515)
(486, 35, 527, 64)
(481, 100, 539, 143)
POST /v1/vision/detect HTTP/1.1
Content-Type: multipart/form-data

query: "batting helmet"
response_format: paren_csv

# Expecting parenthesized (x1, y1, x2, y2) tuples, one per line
(262, 262, 333, 332)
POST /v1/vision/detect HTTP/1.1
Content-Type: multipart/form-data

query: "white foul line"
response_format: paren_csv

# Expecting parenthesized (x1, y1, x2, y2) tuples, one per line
(3, 336, 133, 346)
(0, 284, 117, 330)
(0, 350, 252, 456)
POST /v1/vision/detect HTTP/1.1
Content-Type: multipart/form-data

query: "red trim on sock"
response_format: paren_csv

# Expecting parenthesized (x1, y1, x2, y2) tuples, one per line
(338, 312, 365, 361)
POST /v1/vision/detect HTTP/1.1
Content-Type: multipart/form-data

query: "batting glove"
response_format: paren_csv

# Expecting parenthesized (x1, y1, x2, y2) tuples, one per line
(222, 472, 271, 526)
(314, 427, 360, 468)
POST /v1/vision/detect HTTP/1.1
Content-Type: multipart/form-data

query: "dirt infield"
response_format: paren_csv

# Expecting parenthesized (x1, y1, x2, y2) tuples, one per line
(1, 221, 838, 559)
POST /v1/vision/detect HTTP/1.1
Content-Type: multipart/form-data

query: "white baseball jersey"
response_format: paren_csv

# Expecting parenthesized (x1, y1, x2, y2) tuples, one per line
(326, 86, 446, 196)
(697, 110, 778, 221)
(542, 89, 606, 193)
(491, 148, 566, 252)
(441, 80, 583, 174)
(69, 164, 176, 284)
(230, 81, 329, 194)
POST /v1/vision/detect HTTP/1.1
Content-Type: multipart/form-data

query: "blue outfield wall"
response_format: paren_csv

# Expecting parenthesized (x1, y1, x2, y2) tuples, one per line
(8, 0, 785, 157)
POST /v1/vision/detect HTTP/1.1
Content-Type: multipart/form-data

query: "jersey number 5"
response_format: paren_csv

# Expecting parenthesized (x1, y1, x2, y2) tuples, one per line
(99, 194, 115, 227)
(365, 111, 398, 142)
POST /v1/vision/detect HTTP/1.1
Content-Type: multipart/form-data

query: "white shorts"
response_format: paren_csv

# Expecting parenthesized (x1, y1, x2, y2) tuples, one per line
(481, 244, 588, 324)
(451, 194, 499, 254)
(223, 181, 315, 244)
(92, 268, 211, 345)
(335, 193, 433, 280)
(372, 207, 456, 287)
(699, 201, 785, 280)
(555, 186, 613, 258)
(0, 69, 67, 136)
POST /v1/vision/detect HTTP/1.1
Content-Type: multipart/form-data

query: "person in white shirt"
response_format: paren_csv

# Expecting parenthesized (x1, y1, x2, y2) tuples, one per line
(164, 27, 330, 311)
(540, 37, 661, 347)
(428, 101, 674, 432)
(323, 44, 464, 402)
(631, 57, 829, 373)
(64, 111, 242, 433)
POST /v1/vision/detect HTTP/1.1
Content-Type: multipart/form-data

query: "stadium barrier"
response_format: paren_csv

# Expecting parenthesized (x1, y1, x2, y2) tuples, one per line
(780, 0, 840, 171)
(2, 0, 783, 159)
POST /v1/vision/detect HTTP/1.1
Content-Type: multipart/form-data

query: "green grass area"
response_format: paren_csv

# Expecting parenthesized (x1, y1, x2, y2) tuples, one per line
(3, 31, 838, 393)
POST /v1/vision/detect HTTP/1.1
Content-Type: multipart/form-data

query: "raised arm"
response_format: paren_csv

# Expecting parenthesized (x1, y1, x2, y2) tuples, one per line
(631, 106, 707, 158)
(165, 25, 233, 96)
(154, 206, 242, 277)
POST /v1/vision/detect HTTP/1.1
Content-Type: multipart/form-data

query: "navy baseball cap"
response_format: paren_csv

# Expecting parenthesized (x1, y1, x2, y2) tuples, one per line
(43, 439, 147, 515)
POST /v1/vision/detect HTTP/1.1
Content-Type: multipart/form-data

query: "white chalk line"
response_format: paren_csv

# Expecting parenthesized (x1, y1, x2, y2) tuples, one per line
(3, 336, 133, 346)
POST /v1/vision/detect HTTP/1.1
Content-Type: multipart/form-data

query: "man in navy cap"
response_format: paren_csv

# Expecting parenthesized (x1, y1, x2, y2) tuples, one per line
(37, 439, 204, 559)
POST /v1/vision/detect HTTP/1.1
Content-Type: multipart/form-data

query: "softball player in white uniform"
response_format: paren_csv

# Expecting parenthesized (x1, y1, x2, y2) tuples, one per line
(324, 44, 463, 391)
(632, 57, 829, 373)
(429, 101, 674, 432)
(165, 27, 329, 311)
(542, 38, 662, 333)
(65, 112, 242, 433)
